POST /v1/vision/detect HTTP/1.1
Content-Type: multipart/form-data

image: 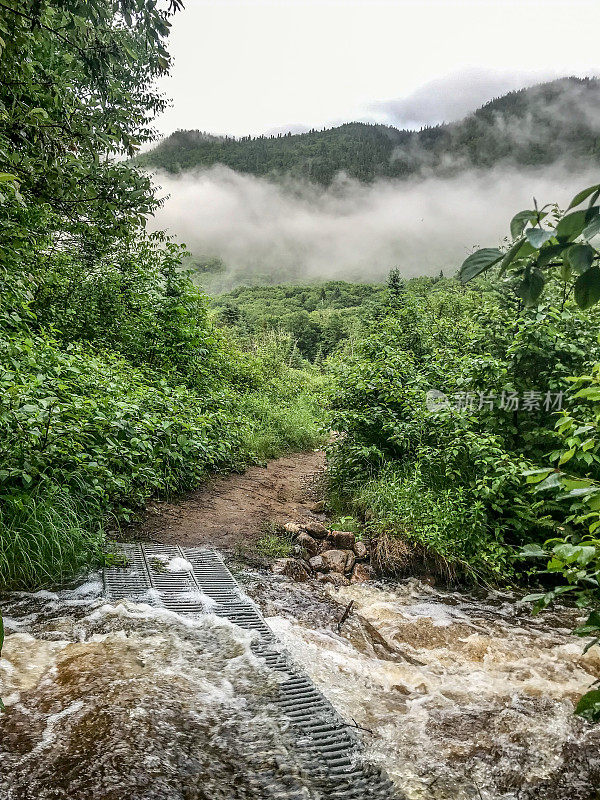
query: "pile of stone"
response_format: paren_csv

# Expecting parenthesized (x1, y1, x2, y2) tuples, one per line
(272, 521, 374, 585)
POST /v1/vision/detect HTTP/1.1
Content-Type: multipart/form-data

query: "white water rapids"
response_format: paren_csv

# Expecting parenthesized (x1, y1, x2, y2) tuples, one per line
(1, 571, 599, 799)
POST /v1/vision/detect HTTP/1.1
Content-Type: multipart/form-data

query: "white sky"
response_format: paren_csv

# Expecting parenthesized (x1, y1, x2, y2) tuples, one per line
(155, 0, 600, 137)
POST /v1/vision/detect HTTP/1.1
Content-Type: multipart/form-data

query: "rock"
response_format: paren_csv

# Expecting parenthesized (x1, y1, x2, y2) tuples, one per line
(310, 500, 326, 513)
(284, 522, 302, 535)
(328, 530, 356, 550)
(296, 531, 320, 558)
(272, 558, 310, 582)
(320, 549, 355, 574)
(351, 563, 374, 583)
(309, 555, 324, 572)
(301, 520, 328, 538)
(317, 572, 350, 587)
(353, 541, 368, 560)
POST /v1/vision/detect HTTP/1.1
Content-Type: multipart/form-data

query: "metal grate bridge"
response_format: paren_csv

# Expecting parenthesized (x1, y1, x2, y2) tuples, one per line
(104, 542, 399, 799)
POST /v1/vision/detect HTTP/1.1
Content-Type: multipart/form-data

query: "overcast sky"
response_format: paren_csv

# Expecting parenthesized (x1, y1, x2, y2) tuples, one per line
(155, 0, 600, 138)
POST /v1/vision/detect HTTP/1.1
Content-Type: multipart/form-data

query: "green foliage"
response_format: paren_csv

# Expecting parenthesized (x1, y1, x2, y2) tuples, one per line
(211, 282, 384, 362)
(460, 181, 600, 310)
(256, 523, 294, 559)
(521, 531, 600, 722)
(326, 274, 600, 581)
(354, 463, 505, 580)
(0, 2, 326, 591)
(240, 390, 325, 462)
(0, 488, 106, 591)
(138, 78, 600, 185)
(520, 364, 600, 718)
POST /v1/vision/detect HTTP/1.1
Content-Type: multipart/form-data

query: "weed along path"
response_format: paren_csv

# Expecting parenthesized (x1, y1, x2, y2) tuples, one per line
(131, 449, 327, 554)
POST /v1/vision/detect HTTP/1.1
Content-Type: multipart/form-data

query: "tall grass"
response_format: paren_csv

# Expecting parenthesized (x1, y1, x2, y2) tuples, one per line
(0, 487, 105, 590)
(240, 392, 326, 461)
(349, 463, 508, 584)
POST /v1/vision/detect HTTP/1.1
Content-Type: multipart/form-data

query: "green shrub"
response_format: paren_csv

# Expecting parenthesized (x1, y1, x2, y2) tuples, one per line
(355, 463, 508, 582)
(240, 391, 325, 461)
(326, 277, 594, 582)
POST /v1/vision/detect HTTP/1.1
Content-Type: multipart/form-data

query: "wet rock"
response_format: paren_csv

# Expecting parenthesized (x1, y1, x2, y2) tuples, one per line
(351, 563, 374, 583)
(353, 541, 368, 560)
(272, 558, 310, 582)
(320, 549, 355, 574)
(309, 555, 324, 571)
(284, 522, 302, 535)
(310, 500, 326, 513)
(316, 572, 350, 587)
(328, 530, 355, 550)
(296, 532, 319, 558)
(302, 520, 328, 538)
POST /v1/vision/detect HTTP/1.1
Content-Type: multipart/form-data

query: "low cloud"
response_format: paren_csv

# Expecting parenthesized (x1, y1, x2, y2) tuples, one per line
(149, 164, 597, 290)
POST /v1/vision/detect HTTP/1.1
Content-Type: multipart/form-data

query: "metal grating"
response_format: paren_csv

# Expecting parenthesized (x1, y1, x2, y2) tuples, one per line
(104, 543, 399, 799)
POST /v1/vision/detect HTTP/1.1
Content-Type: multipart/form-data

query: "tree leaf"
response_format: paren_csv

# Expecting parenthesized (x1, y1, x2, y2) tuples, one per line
(525, 228, 553, 248)
(459, 248, 503, 283)
(565, 243, 595, 274)
(583, 214, 600, 240)
(534, 471, 562, 492)
(498, 238, 532, 276)
(558, 447, 576, 465)
(567, 183, 600, 210)
(574, 266, 600, 309)
(510, 210, 537, 239)
(537, 243, 568, 269)
(516, 267, 545, 306)
(574, 611, 600, 637)
(575, 689, 600, 722)
(518, 543, 548, 558)
(556, 207, 600, 242)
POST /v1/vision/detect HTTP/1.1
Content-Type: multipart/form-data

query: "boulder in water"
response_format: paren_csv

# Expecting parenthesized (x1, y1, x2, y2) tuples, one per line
(320, 549, 355, 574)
(272, 558, 310, 581)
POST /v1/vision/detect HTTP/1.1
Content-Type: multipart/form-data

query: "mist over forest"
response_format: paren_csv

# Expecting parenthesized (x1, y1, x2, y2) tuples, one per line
(150, 163, 597, 290)
(144, 77, 600, 289)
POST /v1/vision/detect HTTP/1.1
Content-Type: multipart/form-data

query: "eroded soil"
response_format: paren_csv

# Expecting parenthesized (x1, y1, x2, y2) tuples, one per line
(127, 450, 326, 553)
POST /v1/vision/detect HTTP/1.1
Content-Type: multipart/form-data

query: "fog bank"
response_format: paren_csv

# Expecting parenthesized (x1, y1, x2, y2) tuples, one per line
(149, 165, 598, 289)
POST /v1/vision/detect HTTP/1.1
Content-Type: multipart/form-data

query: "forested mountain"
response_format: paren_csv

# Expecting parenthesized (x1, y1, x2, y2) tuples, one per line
(138, 77, 600, 184)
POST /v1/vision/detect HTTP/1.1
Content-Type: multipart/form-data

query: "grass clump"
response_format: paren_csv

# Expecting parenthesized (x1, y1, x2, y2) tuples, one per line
(0, 489, 105, 590)
(256, 522, 294, 558)
(240, 391, 325, 461)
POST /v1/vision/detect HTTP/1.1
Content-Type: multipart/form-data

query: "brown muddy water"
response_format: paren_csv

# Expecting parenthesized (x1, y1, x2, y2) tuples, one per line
(1, 570, 599, 800)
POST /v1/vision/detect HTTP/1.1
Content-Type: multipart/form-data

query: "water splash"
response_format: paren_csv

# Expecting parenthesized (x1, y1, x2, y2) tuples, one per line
(0, 593, 324, 799)
(245, 574, 600, 800)
(3, 572, 600, 799)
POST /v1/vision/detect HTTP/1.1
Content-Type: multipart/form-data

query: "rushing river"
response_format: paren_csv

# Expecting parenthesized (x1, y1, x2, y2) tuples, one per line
(1, 569, 599, 800)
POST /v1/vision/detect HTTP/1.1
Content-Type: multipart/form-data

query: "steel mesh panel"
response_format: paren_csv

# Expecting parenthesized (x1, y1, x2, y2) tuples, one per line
(104, 543, 399, 799)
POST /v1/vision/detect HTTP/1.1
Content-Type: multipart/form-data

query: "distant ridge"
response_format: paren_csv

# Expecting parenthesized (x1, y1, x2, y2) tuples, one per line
(138, 77, 600, 184)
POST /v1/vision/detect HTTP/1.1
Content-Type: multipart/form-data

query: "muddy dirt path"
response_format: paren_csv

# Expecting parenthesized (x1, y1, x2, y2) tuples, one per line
(130, 450, 326, 553)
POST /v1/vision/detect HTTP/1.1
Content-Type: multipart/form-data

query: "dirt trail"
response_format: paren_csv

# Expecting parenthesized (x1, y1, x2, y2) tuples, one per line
(131, 450, 326, 552)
